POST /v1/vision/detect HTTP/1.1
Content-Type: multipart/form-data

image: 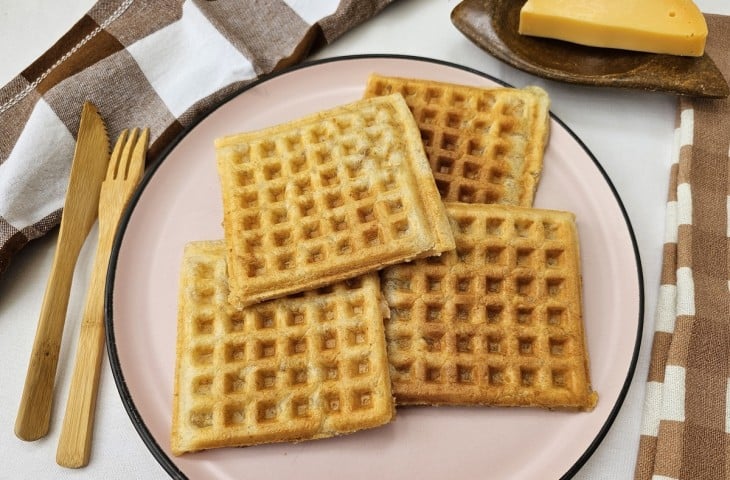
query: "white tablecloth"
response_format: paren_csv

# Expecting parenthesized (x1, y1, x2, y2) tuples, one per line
(2, 1, 728, 478)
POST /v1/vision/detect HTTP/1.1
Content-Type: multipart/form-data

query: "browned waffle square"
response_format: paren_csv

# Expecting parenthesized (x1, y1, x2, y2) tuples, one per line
(172, 241, 395, 455)
(215, 94, 455, 307)
(363, 75, 550, 207)
(381, 203, 597, 410)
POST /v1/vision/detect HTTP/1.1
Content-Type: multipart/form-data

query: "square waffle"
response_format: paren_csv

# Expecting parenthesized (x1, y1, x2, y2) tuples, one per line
(171, 241, 395, 455)
(363, 74, 550, 207)
(215, 94, 455, 308)
(381, 203, 597, 410)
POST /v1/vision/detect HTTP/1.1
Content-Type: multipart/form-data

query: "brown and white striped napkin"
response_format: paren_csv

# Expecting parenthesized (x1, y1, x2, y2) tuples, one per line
(0, 0, 395, 275)
(635, 14, 730, 480)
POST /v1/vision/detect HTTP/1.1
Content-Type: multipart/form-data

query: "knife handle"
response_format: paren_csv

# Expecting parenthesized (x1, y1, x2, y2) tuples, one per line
(15, 235, 83, 441)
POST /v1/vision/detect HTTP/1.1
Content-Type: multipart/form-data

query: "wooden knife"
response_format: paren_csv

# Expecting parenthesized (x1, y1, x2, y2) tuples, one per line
(15, 102, 110, 441)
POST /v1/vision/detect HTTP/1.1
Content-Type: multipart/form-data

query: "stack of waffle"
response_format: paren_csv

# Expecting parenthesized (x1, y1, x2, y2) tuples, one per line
(171, 75, 597, 456)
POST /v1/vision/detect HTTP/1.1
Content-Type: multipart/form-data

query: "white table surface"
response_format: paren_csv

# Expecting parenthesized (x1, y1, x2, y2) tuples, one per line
(2, 1, 728, 478)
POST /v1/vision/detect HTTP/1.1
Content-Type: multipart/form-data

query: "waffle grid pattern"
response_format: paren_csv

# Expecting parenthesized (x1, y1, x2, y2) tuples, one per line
(364, 75, 549, 207)
(382, 203, 597, 410)
(215, 94, 453, 307)
(172, 242, 394, 455)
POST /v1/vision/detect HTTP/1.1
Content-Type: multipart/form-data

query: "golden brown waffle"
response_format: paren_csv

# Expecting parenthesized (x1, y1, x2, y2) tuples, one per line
(381, 203, 597, 410)
(215, 94, 455, 308)
(363, 74, 550, 207)
(171, 241, 395, 455)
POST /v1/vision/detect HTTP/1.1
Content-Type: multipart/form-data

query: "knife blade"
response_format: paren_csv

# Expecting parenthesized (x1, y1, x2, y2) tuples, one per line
(15, 101, 110, 441)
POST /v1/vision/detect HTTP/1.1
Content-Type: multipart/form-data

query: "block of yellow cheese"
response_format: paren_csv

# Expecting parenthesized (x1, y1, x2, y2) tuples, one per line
(518, 0, 707, 57)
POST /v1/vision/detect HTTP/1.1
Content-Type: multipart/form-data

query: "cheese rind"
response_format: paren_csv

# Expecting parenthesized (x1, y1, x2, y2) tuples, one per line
(518, 0, 708, 57)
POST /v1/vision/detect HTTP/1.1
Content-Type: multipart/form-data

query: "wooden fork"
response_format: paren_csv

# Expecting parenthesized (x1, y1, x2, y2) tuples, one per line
(56, 128, 148, 468)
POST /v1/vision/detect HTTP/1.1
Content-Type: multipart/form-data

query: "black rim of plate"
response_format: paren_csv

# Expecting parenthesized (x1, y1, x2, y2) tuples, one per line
(105, 54, 644, 480)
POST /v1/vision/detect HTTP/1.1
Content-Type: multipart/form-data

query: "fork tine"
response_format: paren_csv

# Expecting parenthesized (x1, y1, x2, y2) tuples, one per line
(127, 128, 148, 183)
(107, 129, 129, 181)
(118, 128, 139, 179)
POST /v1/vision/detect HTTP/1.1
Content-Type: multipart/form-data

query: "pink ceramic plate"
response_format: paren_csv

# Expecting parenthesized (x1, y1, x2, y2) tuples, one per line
(108, 55, 642, 480)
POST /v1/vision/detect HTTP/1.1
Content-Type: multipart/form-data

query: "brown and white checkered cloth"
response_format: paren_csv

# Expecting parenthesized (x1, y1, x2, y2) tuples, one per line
(635, 14, 730, 480)
(0, 0, 395, 275)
